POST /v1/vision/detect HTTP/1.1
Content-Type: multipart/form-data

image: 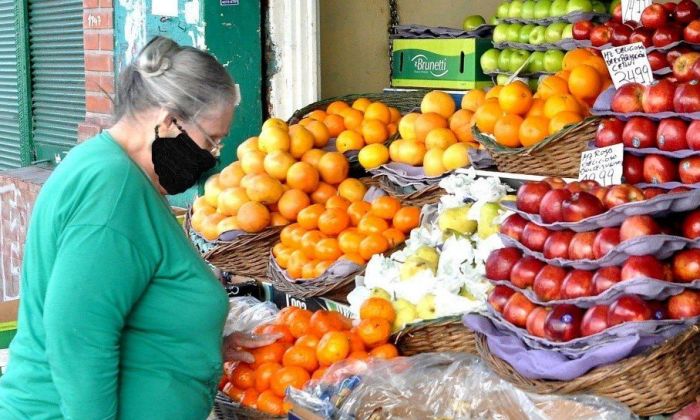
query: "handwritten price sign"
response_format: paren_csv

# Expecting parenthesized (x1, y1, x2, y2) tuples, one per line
(602, 42, 654, 89)
(579, 144, 624, 187)
(621, 0, 651, 23)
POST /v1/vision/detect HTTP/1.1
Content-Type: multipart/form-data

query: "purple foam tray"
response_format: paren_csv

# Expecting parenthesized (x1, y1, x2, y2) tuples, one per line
(635, 182, 700, 190)
(499, 232, 696, 269)
(499, 11, 609, 25)
(574, 39, 700, 53)
(493, 38, 579, 52)
(625, 146, 700, 158)
(592, 86, 700, 121)
(501, 188, 700, 231)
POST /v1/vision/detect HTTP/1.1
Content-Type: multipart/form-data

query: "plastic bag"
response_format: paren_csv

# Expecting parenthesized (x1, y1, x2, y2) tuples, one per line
(222, 296, 278, 336)
(287, 353, 637, 420)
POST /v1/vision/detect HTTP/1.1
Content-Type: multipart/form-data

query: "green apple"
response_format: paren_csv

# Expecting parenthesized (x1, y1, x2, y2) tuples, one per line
(463, 15, 486, 30)
(543, 49, 565, 72)
(509, 49, 531, 73)
(438, 205, 477, 236)
(399, 256, 436, 281)
(496, 74, 511, 85)
(528, 51, 546, 73)
(521, 0, 537, 19)
(566, 0, 593, 13)
(549, 0, 569, 17)
(370, 288, 392, 300)
(528, 78, 539, 91)
(609, 0, 620, 13)
(480, 48, 501, 73)
(507, 23, 523, 42)
(413, 246, 440, 268)
(508, 0, 524, 18)
(534, 0, 553, 18)
(416, 294, 438, 320)
(393, 305, 418, 332)
(498, 48, 513, 71)
(496, 2, 511, 18)
(493, 23, 510, 44)
(490, 16, 500, 25)
(562, 23, 573, 39)
(529, 26, 547, 45)
(592, 0, 606, 13)
(545, 22, 568, 43)
(519, 24, 537, 43)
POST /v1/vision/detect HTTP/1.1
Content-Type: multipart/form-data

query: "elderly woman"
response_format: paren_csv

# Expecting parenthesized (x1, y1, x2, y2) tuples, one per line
(0, 37, 270, 419)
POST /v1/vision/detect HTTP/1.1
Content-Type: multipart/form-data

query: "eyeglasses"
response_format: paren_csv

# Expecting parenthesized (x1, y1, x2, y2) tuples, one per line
(174, 120, 223, 157)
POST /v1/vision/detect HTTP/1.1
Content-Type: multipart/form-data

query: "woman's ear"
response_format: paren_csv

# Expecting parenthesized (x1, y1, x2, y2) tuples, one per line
(156, 111, 179, 138)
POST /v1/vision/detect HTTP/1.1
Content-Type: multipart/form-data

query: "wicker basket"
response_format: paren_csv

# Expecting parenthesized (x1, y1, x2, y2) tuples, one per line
(394, 316, 477, 356)
(475, 324, 700, 416)
(213, 392, 283, 420)
(472, 117, 600, 178)
(374, 175, 444, 208)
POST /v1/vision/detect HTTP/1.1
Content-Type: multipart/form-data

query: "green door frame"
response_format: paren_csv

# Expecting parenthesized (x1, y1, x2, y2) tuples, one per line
(14, 0, 34, 166)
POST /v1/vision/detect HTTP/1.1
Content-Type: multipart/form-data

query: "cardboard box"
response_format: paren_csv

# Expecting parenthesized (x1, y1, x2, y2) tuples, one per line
(0, 300, 18, 375)
(391, 38, 494, 90)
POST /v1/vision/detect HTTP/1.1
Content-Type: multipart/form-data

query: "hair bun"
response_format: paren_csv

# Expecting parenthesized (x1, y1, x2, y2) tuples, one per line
(137, 36, 179, 78)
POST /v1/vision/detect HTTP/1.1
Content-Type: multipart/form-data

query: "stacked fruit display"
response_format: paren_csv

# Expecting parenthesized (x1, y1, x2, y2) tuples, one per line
(271, 194, 421, 280)
(220, 306, 398, 416)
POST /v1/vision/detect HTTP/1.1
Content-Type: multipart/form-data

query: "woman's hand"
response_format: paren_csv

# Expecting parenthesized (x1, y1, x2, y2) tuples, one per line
(222, 331, 282, 363)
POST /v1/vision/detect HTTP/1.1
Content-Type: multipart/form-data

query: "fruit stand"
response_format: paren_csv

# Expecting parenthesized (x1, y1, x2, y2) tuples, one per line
(187, 0, 700, 418)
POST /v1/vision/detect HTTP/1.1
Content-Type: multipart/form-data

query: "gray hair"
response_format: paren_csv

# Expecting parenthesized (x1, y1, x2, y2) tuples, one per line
(114, 36, 237, 122)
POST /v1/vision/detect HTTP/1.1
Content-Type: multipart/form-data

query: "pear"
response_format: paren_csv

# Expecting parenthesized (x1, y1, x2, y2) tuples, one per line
(370, 287, 392, 301)
(500, 194, 517, 203)
(416, 294, 438, 320)
(459, 287, 477, 300)
(478, 202, 501, 239)
(400, 256, 437, 281)
(392, 304, 419, 332)
(393, 298, 414, 311)
(438, 205, 477, 236)
(413, 246, 440, 268)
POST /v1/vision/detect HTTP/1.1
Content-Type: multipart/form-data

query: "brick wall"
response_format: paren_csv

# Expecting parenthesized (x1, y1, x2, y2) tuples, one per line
(78, 0, 115, 142)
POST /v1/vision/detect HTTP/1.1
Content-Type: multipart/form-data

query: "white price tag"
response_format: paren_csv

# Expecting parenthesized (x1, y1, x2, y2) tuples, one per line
(602, 43, 654, 89)
(579, 144, 624, 187)
(621, 0, 652, 23)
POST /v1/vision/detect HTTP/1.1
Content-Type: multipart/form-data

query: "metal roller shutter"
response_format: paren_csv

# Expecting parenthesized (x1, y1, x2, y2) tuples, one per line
(0, 0, 23, 170)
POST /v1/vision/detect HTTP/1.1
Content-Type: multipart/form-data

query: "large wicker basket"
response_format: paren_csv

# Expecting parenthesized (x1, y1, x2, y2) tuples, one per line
(213, 392, 283, 419)
(475, 324, 700, 416)
(394, 316, 477, 356)
(472, 117, 599, 178)
(374, 175, 444, 208)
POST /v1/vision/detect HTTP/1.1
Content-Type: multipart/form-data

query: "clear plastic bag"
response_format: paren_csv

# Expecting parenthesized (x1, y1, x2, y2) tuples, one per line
(287, 353, 637, 420)
(222, 296, 278, 336)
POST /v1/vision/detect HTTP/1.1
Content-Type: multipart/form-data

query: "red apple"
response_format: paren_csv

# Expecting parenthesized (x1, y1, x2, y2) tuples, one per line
(611, 83, 645, 113)
(568, 231, 597, 260)
(642, 79, 677, 113)
(653, 26, 683, 48)
(657, 118, 689, 151)
(667, 289, 700, 319)
(671, 186, 691, 193)
(581, 305, 610, 336)
(676, 0, 700, 24)
(510, 256, 545, 289)
(643, 187, 666, 199)
(590, 25, 613, 47)
(543, 230, 576, 259)
(623, 154, 645, 184)
(630, 28, 654, 48)
(674, 81, 700, 113)
(565, 180, 601, 195)
(521, 222, 551, 252)
(591, 185, 609, 203)
(517, 181, 551, 214)
(539, 188, 573, 224)
(593, 266, 622, 294)
(544, 304, 584, 342)
(648, 300, 668, 320)
(533, 265, 567, 301)
(542, 176, 566, 190)
(679, 156, 700, 184)
(595, 117, 625, 147)
(641, 4, 668, 29)
(621, 255, 666, 281)
(644, 154, 679, 184)
(503, 292, 537, 328)
(488, 285, 516, 313)
(603, 184, 645, 208)
(500, 213, 528, 242)
(612, 4, 622, 23)
(485, 247, 523, 281)
(685, 19, 700, 43)
(667, 46, 694, 67)
(560, 269, 595, 299)
(647, 50, 669, 71)
(682, 209, 700, 239)
(593, 228, 621, 259)
(561, 192, 605, 222)
(573, 21, 595, 40)
(611, 23, 634, 46)
(672, 248, 700, 283)
(672, 52, 700, 82)
(623, 117, 657, 149)
(688, 120, 700, 150)
(620, 215, 661, 242)
(608, 295, 652, 326)
(663, 1, 678, 18)
(693, 59, 700, 80)
(526, 306, 550, 337)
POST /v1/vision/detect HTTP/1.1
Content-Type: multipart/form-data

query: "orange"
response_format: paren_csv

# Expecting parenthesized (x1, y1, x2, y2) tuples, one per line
(278, 189, 311, 221)
(300, 230, 326, 258)
(356, 318, 391, 348)
(548, 111, 583, 135)
(309, 310, 348, 338)
(255, 362, 282, 393)
(311, 367, 328, 381)
(217, 216, 240, 236)
(314, 238, 342, 261)
(325, 196, 351, 211)
(280, 223, 306, 248)
(414, 112, 449, 143)
(318, 208, 350, 236)
(271, 212, 290, 227)
(286, 162, 320, 194)
(461, 89, 487, 112)
(299, 117, 314, 126)
(352, 97, 372, 112)
(494, 113, 524, 148)
(258, 126, 291, 153)
(370, 196, 401, 220)
(369, 343, 399, 359)
(289, 124, 315, 158)
(316, 331, 350, 366)
(360, 297, 396, 322)
(296, 335, 320, 348)
(485, 85, 503, 100)
(421, 90, 456, 119)
(526, 98, 546, 118)
(425, 127, 458, 150)
(287, 309, 313, 338)
(346, 331, 366, 353)
(389, 106, 401, 123)
(396, 140, 427, 166)
(287, 250, 311, 279)
(301, 259, 319, 278)
(301, 149, 326, 169)
(423, 148, 446, 177)
(199, 213, 226, 241)
(337, 178, 367, 202)
(313, 260, 333, 277)
(263, 117, 288, 131)
(474, 100, 503, 134)
(358, 143, 390, 169)
(241, 388, 259, 407)
(537, 76, 569, 101)
(398, 112, 420, 140)
(519, 116, 550, 147)
(310, 182, 337, 205)
(364, 102, 391, 124)
(382, 228, 406, 248)
(358, 215, 389, 235)
(318, 152, 349, 185)
(347, 350, 369, 360)
(392, 206, 421, 233)
(256, 324, 295, 344)
(250, 342, 287, 368)
(297, 204, 325, 230)
(582, 56, 609, 78)
(323, 114, 345, 137)
(347, 201, 372, 226)
(190, 207, 216, 234)
(245, 174, 284, 205)
(307, 110, 327, 121)
(305, 120, 331, 148)
(361, 119, 389, 144)
(240, 150, 266, 175)
(336, 130, 365, 153)
(555, 70, 571, 82)
(225, 386, 245, 402)
(277, 306, 302, 326)
(498, 81, 533, 115)
(263, 151, 295, 181)
(338, 230, 366, 254)
(236, 202, 271, 233)
(283, 345, 319, 372)
(328, 311, 353, 330)
(219, 162, 246, 188)
(237, 136, 260, 160)
(192, 196, 214, 213)
(544, 94, 580, 119)
(273, 243, 293, 268)
(326, 100, 349, 115)
(562, 48, 594, 72)
(217, 187, 249, 216)
(568, 64, 602, 101)
(342, 108, 365, 131)
(449, 109, 475, 142)
(257, 390, 285, 415)
(270, 366, 310, 398)
(230, 363, 256, 390)
(359, 233, 390, 261)
(341, 253, 366, 266)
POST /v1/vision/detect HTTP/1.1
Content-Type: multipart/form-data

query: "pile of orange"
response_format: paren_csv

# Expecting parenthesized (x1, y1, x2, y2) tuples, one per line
(190, 117, 356, 241)
(221, 305, 398, 416)
(359, 90, 479, 177)
(273, 193, 421, 280)
(474, 48, 612, 148)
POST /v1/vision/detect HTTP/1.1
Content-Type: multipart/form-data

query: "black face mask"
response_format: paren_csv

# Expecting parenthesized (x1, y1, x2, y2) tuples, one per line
(151, 123, 217, 195)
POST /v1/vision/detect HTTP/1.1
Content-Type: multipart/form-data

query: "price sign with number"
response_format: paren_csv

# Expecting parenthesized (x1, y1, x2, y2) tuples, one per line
(602, 43, 654, 89)
(579, 144, 624, 187)
(621, 0, 651, 23)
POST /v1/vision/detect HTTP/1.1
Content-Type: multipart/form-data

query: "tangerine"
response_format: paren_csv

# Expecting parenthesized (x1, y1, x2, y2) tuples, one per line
(474, 100, 503, 134)
(325, 196, 351, 211)
(498, 81, 533, 115)
(236, 202, 271, 233)
(382, 228, 406, 248)
(270, 366, 310, 398)
(310, 182, 337, 205)
(461, 89, 487, 112)
(421, 90, 456, 119)
(356, 318, 391, 348)
(318, 208, 350, 236)
(357, 215, 389, 235)
(257, 390, 284, 415)
(493, 113, 524, 148)
(316, 331, 350, 366)
(278, 189, 311, 222)
(360, 297, 396, 322)
(347, 201, 372, 226)
(336, 130, 364, 153)
(337, 178, 367, 202)
(449, 109, 475, 142)
(282, 345, 319, 372)
(314, 238, 343, 261)
(369, 343, 399, 359)
(370, 196, 401, 220)
(519, 116, 550, 147)
(364, 102, 391, 124)
(318, 152, 349, 185)
(359, 233, 390, 261)
(414, 112, 448, 143)
(297, 204, 325, 230)
(549, 111, 583, 135)
(323, 114, 346, 137)
(255, 362, 282, 393)
(568, 64, 602, 101)
(326, 100, 350, 115)
(392, 207, 421, 233)
(305, 120, 331, 148)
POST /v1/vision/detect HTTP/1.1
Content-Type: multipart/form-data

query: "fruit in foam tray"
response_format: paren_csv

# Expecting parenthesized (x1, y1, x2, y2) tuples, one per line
(500, 213, 528, 242)
(568, 231, 596, 260)
(593, 266, 622, 295)
(486, 247, 523, 281)
(503, 292, 537, 328)
(561, 191, 605, 222)
(533, 265, 567, 301)
(526, 307, 550, 337)
(539, 188, 573, 224)
(682, 210, 700, 239)
(581, 305, 609, 337)
(592, 228, 621, 260)
(543, 230, 576, 260)
(607, 295, 652, 326)
(611, 83, 645, 113)
(560, 269, 595, 299)
(511, 256, 545, 289)
(544, 304, 583, 342)
(462, 15, 486, 31)
(667, 290, 700, 319)
(641, 79, 676, 114)
(516, 181, 551, 214)
(489, 285, 517, 313)
(521, 222, 551, 253)
(671, 249, 700, 283)
(619, 215, 661, 242)
(621, 255, 667, 282)
(673, 81, 700, 113)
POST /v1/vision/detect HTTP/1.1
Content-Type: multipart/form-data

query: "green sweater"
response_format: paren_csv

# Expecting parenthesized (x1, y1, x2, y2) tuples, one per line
(0, 132, 229, 419)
